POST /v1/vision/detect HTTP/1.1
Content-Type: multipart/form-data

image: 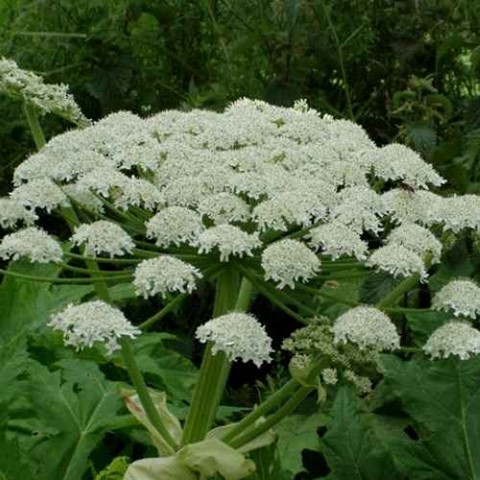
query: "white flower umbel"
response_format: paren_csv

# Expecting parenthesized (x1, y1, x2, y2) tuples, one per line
(198, 192, 250, 224)
(385, 223, 442, 264)
(382, 189, 443, 226)
(0, 57, 89, 126)
(432, 279, 480, 319)
(0, 227, 62, 263)
(308, 221, 368, 260)
(70, 221, 134, 257)
(261, 239, 321, 289)
(0, 198, 37, 229)
(437, 194, 480, 233)
(332, 306, 400, 351)
(253, 191, 328, 231)
(75, 166, 129, 197)
(133, 256, 202, 298)
(146, 206, 204, 247)
(331, 186, 385, 234)
(48, 300, 140, 354)
(373, 143, 445, 188)
(10, 178, 69, 212)
(423, 321, 480, 360)
(196, 225, 261, 262)
(195, 312, 273, 367)
(113, 178, 164, 211)
(367, 244, 427, 280)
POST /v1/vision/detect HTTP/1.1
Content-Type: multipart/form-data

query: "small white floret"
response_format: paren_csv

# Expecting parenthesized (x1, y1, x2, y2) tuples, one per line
(48, 300, 140, 354)
(0, 227, 62, 263)
(385, 223, 442, 264)
(307, 221, 368, 260)
(261, 239, 321, 289)
(133, 256, 202, 298)
(332, 305, 400, 351)
(198, 192, 250, 224)
(146, 207, 204, 247)
(367, 244, 427, 280)
(373, 143, 445, 188)
(432, 279, 480, 319)
(0, 198, 37, 229)
(196, 225, 261, 262)
(423, 321, 480, 360)
(70, 221, 134, 257)
(10, 178, 69, 212)
(196, 312, 273, 367)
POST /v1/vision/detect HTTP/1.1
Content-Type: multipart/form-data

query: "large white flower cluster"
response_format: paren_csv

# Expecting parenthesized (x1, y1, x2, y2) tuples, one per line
(48, 300, 140, 354)
(3, 97, 480, 290)
(331, 306, 400, 351)
(196, 312, 273, 367)
(0, 57, 90, 126)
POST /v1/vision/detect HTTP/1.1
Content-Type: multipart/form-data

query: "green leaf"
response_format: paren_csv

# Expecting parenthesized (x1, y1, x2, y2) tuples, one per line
(134, 333, 198, 402)
(275, 412, 328, 476)
(22, 359, 123, 480)
(322, 387, 402, 479)
(0, 338, 31, 407)
(0, 432, 33, 480)
(381, 355, 480, 479)
(0, 261, 93, 344)
(405, 310, 451, 344)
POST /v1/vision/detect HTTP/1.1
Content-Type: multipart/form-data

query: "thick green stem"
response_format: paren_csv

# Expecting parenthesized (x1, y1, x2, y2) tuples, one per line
(221, 379, 298, 443)
(120, 338, 177, 452)
(229, 386, 312, 449)
(376, 275, 420, 309)
(234, 277, 253, 311)
(181, 267, 241, 445)
(23, 102, 46, 149)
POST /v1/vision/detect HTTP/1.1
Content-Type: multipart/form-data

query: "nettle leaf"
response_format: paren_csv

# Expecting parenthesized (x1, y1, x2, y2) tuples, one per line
(381, 355, 480, 479)
(275, 412, 328, 476)
(23, 359, 123, 480)
(322, 387, 402, 480)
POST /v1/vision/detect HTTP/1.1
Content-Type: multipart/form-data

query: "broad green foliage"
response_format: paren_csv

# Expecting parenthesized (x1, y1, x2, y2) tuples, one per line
(0, 261, 93, 342)
(133, 333, 198, 403)
(275, 412, 328, 476)
(22, 359, 123, 480)
(381, 355, 480, 480)
(322, 387, 402, 480)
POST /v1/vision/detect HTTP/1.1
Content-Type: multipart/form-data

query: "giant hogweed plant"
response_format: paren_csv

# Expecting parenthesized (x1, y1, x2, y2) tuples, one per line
(2, 60, 480, 479)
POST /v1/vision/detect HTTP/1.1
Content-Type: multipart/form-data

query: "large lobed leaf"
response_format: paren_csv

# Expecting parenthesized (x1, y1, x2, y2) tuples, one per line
(22, 359, 123, 480)
(381, 355, 480, 480)
(322, 387, 402, 480)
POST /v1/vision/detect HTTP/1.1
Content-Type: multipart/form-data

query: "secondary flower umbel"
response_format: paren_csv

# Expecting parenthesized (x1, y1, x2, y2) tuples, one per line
(196, 312, 273, 367)
(48, 300, 141, 354)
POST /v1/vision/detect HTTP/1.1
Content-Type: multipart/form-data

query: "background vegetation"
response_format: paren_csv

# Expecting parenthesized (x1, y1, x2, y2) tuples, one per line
(2, 1, 480, 479)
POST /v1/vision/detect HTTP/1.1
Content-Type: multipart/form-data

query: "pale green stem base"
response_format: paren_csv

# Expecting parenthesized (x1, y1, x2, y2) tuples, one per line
(120, 338, 177, 452)
(181, 267, 241, 445)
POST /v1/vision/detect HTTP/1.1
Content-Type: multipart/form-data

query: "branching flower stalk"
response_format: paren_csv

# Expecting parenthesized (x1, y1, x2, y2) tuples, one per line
(3, 94, 480, 478)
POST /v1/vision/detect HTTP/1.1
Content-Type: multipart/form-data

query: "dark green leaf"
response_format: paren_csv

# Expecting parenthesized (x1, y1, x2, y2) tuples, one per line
(275, 412, 328, 476)
(381, 355, 480, 479)
(322, 387, 402, 479)
(23, 359, 123, 480)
